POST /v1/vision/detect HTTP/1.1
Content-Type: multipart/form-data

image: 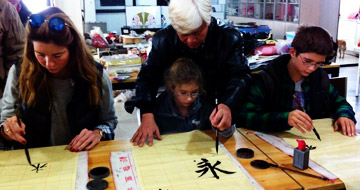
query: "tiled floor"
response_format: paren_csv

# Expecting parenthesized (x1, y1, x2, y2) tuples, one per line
(334, 53, 358, 66)
(114, 101, 138, 140)
(114, 53, 360, 140)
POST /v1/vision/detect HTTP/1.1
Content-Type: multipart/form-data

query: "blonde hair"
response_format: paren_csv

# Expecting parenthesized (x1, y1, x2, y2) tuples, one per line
(169, 0, 212, 34)
(19, 7, 101, 107)
(165, 57, 203, 93)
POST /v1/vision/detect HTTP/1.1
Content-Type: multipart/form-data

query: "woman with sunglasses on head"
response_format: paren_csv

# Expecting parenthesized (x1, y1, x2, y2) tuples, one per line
(152, 57, 234, 137)
(237, 26, 356, 137)
(0, 7, 117, 151)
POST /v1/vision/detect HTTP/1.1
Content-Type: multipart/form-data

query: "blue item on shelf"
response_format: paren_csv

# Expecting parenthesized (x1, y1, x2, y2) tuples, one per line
(256, 25, 271, 33)
(238, 27, 257, 34)
(238, 25, 271, 34)
(113, 75, 130, 81)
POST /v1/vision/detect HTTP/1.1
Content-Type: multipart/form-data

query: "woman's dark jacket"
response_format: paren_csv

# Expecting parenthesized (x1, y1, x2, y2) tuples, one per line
(20, 63, 105, 148)
(128, 17, 251, 118)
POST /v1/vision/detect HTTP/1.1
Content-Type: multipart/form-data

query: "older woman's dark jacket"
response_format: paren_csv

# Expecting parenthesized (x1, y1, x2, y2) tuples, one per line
(129, 17, 251, 119)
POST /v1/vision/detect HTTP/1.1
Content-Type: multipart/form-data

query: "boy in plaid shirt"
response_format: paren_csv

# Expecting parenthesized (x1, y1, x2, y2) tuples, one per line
(238, 26, 356, 136)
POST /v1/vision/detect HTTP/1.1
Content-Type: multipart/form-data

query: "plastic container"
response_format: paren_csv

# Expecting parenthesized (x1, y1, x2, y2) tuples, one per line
(256, 25, 271, 33)
(254, 44, 277, 55)
(275, 40, 291, 54)
(238, 27, 256, 34)
(286, 31, 296, 41)
(101, 54, 142, 75)
(238, 25, 271, 35)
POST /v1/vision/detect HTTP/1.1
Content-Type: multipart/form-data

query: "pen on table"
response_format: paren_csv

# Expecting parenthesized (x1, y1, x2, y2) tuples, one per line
(292, 95, 321, 141)
(15, 106, 34, 166)
(215, 98, 219, 154)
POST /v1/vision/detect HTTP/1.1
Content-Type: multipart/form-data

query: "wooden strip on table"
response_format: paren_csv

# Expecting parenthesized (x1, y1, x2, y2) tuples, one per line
(88, 140, 132, 190)
(213, 130, 302, 190)
(237, 128, 345, 190)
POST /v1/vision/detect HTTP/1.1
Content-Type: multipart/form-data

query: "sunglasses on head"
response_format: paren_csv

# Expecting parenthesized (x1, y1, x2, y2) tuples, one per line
(28, 14, 68, 32)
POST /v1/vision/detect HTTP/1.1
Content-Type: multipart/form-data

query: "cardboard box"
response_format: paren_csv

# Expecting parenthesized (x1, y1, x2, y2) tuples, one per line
(121, 35, 143, 44)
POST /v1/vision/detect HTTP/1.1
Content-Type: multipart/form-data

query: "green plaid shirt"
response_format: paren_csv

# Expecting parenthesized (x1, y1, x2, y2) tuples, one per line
(238, 64, 356, 132)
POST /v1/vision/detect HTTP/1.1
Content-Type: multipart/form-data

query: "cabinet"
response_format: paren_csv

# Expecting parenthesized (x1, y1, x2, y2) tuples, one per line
(226, 0, 339, 44)
(226, 0, 300, 23)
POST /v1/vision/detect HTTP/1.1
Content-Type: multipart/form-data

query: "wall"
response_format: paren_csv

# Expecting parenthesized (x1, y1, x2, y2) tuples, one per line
(53, 0, 83, 34)
(84, 0, 96, 22)
(319, 0, 340, 39)
(338, 20, 360, 51)
(89, 0, 224, 34)
(339, 0, 360, 17)
(338, 0, 360, 51)
(96, 13, 126, 33)
(299, 0, 340, 40)
(22, 0, 48, 13)
(91, 0, 134, 34)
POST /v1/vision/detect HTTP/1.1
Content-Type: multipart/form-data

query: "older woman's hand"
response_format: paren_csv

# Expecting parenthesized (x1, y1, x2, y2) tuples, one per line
(210, 104, 232, 131)
(69, 129, 102, 152)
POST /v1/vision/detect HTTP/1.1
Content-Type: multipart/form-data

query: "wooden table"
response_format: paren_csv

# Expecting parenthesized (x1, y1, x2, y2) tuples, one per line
(322, 64, 340, 78)
(87, 129, 344, 190)
(237, 128, 345, 190)
(112, 78, 136, 90)
(248, 54, 340, 78)
(110, 57, 340, 91)
(88, 140, 132, 190)
(111, 71, 138, 90)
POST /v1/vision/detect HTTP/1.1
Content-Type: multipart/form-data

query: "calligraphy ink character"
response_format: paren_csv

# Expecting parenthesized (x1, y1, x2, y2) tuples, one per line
(195, 158, 235, 179)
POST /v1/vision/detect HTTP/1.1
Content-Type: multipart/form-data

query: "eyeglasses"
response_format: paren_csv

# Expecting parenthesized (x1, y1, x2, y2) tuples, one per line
(176, 91, 199, 98)
(28, 14, 68, 32)
(298, 54, 325, 67)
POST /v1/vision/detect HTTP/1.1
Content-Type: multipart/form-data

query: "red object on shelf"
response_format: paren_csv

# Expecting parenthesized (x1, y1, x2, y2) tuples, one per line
(92, 33, 108, 48)
(254, 44, 276, 55)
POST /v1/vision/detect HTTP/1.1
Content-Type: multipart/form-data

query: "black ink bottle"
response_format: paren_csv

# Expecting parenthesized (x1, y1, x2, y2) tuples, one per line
(293, 139, 309, 170)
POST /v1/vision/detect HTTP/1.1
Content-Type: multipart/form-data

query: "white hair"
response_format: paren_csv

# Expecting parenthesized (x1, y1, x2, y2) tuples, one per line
(169, 0, 212, 34)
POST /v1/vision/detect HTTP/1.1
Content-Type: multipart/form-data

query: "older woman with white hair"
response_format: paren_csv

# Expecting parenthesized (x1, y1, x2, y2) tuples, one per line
(128, 0, 251, 147)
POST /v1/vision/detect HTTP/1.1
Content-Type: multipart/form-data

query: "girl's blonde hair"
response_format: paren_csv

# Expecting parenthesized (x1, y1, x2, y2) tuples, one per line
(19, 7, 101, 107)
(165, 57, 203, 93)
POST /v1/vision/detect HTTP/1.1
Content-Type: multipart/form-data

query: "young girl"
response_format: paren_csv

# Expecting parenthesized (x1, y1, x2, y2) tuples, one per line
(0, 7, 117, 151)
(153, 57, 234, 137)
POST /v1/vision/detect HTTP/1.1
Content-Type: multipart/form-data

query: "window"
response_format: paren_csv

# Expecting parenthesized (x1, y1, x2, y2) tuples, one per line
(100, 0, 125, 6)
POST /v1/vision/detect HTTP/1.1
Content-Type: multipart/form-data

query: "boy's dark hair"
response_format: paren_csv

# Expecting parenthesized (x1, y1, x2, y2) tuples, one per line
(165, 57, 203, 92)
(291, 26, 334, 57)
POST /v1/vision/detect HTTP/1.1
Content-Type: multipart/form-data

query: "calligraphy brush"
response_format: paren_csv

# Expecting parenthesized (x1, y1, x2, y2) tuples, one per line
(292, 95, 321, 141)
(215, 98, 219, 154)
(15, 106, 34, 167)
(266, 161, 328, 180)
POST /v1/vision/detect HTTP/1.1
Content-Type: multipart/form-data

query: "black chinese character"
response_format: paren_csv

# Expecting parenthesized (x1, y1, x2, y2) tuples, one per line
(195, 158, 235, 179)
(31, 163, 47, 173)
